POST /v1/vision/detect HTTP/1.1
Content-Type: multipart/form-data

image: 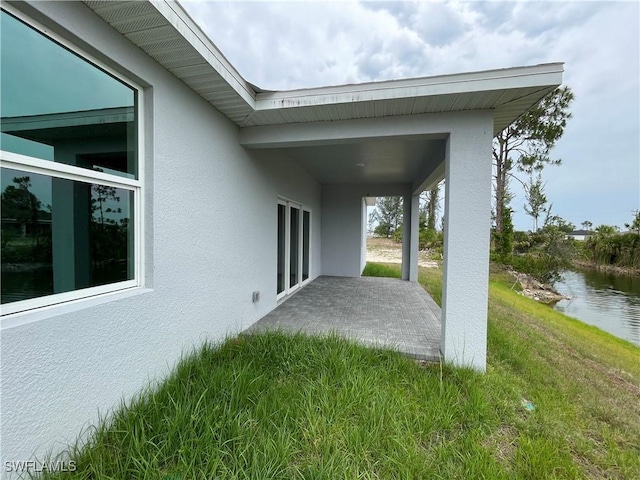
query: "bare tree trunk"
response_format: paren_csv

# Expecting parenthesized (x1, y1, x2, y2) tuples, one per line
(494, 133, 506, 234)
(426, 183, 439, 231)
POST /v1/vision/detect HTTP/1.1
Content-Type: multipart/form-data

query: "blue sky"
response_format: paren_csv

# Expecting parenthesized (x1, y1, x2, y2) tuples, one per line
(182, 0, 639, 231)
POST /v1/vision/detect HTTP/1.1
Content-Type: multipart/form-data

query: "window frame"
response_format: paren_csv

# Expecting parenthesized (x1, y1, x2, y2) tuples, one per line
(0, 6, 145, 318)
(277, 197, 311, 301)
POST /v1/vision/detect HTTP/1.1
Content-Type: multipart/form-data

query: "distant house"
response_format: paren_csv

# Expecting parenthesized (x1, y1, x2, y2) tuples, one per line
(0, 0, 563, 470)
(567, 229, 593, 241)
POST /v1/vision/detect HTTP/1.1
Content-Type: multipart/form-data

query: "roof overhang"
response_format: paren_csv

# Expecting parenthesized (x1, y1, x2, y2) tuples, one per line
(78, 1, 563, 193)
(83, 1, 563, 136)
(246, 63, 563, 135)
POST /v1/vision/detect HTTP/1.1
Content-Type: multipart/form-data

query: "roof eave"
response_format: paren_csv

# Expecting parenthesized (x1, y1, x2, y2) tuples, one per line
(82, 1, 563, 134)
(255, 63, 564, 111)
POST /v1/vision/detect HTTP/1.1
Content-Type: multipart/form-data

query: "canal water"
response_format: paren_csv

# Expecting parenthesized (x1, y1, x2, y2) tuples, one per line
(553, 269, 640, 347)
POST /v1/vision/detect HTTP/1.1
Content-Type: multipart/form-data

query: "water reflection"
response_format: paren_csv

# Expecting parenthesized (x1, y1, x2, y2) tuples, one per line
(554, 270, 640, 346)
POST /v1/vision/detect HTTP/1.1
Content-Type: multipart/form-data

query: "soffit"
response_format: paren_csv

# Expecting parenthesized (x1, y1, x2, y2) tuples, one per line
(82, 1, 563, 136)
(82, 0, 255, 124)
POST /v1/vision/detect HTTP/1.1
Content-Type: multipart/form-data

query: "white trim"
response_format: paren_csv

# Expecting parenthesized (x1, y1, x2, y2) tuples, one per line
(254, 63, 565, 111)
(1, 281, 138, 318)
(276, 199, 288, 301)
(276, 197, 312, 299)
(0, 6, 146, 318)
(301, 207, 312, 287)
(0, 152, 140, 189)
(288, 204, 301, 293)
(135, 86, 145, 290)
(160, 0, 256, 106)
(0, 286, 150, 330)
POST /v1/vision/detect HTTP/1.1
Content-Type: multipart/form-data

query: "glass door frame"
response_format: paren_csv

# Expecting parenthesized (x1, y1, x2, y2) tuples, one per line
(277, 197, 311, 301)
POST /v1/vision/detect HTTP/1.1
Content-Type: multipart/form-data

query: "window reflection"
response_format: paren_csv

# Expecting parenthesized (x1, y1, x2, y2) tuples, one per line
(1, 168, 133, 304)
(0, 10, 137, 178)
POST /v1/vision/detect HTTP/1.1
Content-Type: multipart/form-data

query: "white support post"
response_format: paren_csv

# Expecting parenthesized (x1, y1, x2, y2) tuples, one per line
(401, 194, 411, 280)
(441, 112, 493, 371)
(410, 194, 420, 281)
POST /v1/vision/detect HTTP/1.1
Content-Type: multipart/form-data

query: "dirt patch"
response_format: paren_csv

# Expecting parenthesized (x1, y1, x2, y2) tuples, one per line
(483, 424, 518, 473)
(508, 269, 569, 304)
(366, 237, 439, 268)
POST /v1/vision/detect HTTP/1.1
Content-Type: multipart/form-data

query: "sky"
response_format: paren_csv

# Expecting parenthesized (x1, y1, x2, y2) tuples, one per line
(181, 0, 640, 232)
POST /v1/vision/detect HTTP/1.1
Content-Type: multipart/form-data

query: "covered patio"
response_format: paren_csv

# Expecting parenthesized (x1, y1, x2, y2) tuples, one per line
(245, 276, 441, 361)
(239, 64, 563, 371)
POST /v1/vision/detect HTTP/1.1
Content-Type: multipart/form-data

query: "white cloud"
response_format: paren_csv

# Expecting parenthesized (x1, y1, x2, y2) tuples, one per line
(182, 0, 639, 229)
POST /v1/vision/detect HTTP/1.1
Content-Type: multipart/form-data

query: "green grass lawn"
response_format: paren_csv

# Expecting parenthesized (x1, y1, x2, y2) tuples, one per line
(43, 263, 639, 479)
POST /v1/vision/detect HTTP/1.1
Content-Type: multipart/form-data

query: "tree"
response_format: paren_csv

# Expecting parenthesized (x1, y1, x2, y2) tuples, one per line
(1, 176, 42, 238)
(373, 196, 403, 237)
(494, 205, 514, 258)
(367, 209, 377, 235)
(493, 86, 574, 234)
(542, 212, 575, 234)
(624, 210, 640, 235)
(581, 220, 592, 231)
(594, 224, 617, 236)
(523, 173, 548, 232)
(424, 183, 440, 232)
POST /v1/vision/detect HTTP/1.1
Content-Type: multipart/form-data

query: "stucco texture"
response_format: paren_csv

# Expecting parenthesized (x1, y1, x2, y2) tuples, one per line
(0, 1, 320, 469)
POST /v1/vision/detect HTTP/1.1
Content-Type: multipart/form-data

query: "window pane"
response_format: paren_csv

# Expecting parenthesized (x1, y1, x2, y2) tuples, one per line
(302, 210, 310, 281)
(0, 11, 137, 179)
(290, 207, 299, 287)
(1, 168, 134, 304)
(277, 204, 286, 295)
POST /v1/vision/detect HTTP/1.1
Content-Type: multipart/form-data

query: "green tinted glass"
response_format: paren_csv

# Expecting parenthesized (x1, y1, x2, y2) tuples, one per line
(0, 10, 137, 179)
(1, 168, 134, 304)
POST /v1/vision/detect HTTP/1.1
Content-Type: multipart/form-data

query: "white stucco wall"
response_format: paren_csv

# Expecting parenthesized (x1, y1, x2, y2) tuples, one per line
(441, 111, 494, 371)
(321, 185, 363, 277)
(0, 2, 321, 471)
(322, 184, 410, 277)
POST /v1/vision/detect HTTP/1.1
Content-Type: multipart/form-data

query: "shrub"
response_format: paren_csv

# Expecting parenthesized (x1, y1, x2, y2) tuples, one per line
(585, 231, 640, 269)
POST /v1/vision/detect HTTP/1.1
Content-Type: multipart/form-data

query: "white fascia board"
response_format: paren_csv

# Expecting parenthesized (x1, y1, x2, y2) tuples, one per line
(151, 0, 256, 109)
(254, 63, 564, 111)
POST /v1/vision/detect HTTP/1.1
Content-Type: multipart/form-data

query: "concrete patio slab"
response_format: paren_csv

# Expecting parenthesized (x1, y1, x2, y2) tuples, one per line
(244, 276, 442, 361)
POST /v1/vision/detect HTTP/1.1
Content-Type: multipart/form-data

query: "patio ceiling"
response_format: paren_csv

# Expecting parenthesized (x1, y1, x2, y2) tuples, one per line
(279, 135, 446, 185)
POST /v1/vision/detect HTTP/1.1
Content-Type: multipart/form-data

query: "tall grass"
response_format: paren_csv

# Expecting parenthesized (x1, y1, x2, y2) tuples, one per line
(42, 333, 504, 479)
(361, 262, 401, 278)
(39, 264, 639, 479)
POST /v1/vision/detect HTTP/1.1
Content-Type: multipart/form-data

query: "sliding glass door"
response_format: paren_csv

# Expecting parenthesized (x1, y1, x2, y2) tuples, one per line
(290, 206, 300, 289)
(277, 199, 311, 299)
(277, 202, 286, 296)
(302, 210, 310, 282)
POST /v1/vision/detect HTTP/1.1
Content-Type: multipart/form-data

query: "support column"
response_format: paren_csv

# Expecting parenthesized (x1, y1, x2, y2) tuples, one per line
(441, 113, 493, 371)
(410, 194, 420, 281)
(52, 179, 91, 293)
(401, 194, 411, 280)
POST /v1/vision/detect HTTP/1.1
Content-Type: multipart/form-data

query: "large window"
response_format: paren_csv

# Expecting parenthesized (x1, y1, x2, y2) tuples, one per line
(277, 199, 311, 299)
(1, 9, 143, 316)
